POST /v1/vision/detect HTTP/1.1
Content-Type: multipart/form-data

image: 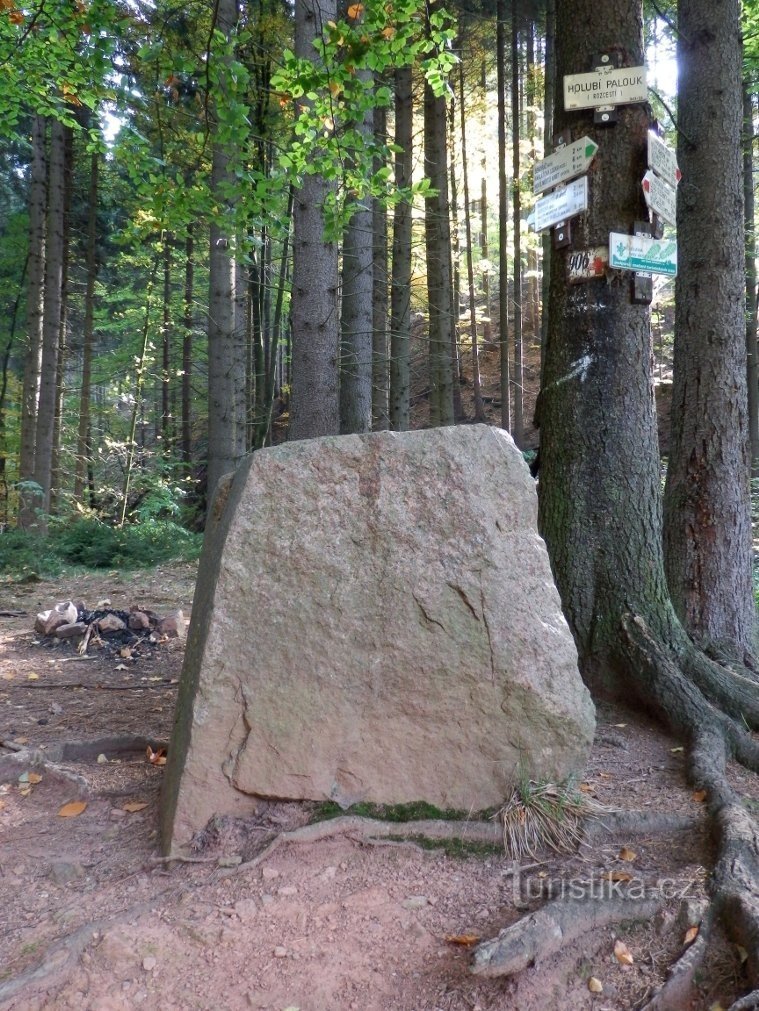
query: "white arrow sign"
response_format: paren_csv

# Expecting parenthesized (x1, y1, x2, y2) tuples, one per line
(564, 65, 647, 111)
(532, 176, 589, 232)
(642, 170, 677, 226)
(533, 137, 599, 194)
(647, 130, 681, 189)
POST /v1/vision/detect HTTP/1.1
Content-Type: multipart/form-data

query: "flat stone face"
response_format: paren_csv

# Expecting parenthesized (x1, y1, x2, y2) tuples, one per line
(161, 426, 595, 852)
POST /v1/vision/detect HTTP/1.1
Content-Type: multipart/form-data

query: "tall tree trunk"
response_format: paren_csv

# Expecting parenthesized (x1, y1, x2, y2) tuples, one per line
(510, 0, 524, 446)
(289, 0, 340, 440)
(49, 124, 73, 516)
(496, 0, 510, 430)
(424, 72, 455, 427)
(447, 94, 463, 422)
(539, 0, 556, 388)
(372, 104, 389, 431)
(663, 0, 754, 662)
(74, 148, 99, 504)
(18, 115, 47, 528)
(32, 118, 67, 526)
(181, 225, 194, 471)
(389, 66, 413, 431)
(744, 82, 759, 476)
(458, 57, 486, 422)
(206, 0, 245, 501)
(480, 61, 492, 326)
(339, 66, 374, 435)
(161, 233, 172, 448)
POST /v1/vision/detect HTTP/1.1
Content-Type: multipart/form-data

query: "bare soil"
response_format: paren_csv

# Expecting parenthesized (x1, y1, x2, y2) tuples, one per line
(0, 562, 753, 1010)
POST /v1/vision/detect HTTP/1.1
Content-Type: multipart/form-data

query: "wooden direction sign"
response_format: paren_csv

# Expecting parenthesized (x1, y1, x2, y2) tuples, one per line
(647, 130, 681, 189)
(609, 231, 677, 277)
(564, 65, 647, 111)
(533, 137, 598, 194)
(533, 176, 588, 232)
(642, 170, 676, 227)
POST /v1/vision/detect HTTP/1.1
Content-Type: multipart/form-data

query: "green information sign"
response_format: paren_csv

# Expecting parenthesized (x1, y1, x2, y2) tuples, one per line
(609, 231, 677, 277)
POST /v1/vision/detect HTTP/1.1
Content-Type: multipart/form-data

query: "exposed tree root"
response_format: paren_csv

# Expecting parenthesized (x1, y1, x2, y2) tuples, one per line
(470, 891, 663, 977)
(640, 907, 712, 1010)
(729, 990, 759, 1010)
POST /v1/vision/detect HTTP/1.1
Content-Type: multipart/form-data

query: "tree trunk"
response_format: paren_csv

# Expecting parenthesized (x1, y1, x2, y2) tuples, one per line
(32, 118, 67, 526)
(389, 65, 413, 432)
(74, 148, 99, 505)
(457, 56, 486, 422)
(161, 233, 172, 449)
(424, 71, 455, 427)
(662, 0, 755, 663)
(539, 0, 555, 389)
(743, 83, 759, 476)
(289, 0, 340, 440)
(372, 102, 389, 431)
(206, 0, 245, 501)
(181, 224, 194, 471)
(511, 0, 523, 446)
(496, 0, 510, 431)
(339, 66, 374, 435)
(18, 115, 47, 528)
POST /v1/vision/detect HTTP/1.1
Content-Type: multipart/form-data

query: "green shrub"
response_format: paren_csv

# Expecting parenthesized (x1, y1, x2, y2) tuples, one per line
(0, 529, 63, 578)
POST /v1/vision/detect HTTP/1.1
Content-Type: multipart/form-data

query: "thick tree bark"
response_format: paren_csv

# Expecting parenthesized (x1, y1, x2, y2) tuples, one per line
(663, 0, 755, 663)
(74, 149, 99, 505)
(18, 114, 46, 528)
(339, 70, 374, 435)
(181, 225, 194, 471)
(372, 103, 389, 431)
(33, 118, 67, 525)
(423, 72, 455, 427)
(744, 83, 759, 475)
(511, 0, 524, 446)
(289, 0, 340, 440)
(389, 66, 413, 432)
(496, 0, 510, 431)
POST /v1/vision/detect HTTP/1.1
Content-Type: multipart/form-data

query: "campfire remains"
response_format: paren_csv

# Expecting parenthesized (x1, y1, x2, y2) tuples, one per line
(33, 599, 183, 658)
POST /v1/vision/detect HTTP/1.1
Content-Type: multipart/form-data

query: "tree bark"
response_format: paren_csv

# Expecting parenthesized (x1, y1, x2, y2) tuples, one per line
(74, 148, 99, 505)
(18, 115, 47, 528)
(743, 82, 759, 475)
(181, 224, 194, 471)
(663, 0, 755, 663)
(496, 0, 510, 431)
(511, 0, 524, 446)
(289, 0, 340, 440)
(372, 102, 389, 431)
(389, 66, 413, 432)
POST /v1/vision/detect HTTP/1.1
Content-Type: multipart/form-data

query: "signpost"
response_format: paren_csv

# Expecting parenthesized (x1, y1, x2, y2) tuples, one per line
(533, 176, 588, 232)
(567, 246, 609, 284)
(647, 130, 681, 189)
(609, 231, 677, 277)
(641, 170, 676, 227)
(563, 65, 647, 111)
(533, 137, 598, 194)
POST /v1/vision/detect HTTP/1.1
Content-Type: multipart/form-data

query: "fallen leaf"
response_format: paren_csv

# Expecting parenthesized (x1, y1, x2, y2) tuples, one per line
(347, 2, 363, 15)
(122, 801, 149, 813)
(683, 925, 699, 945)
(19, 786, 31, 797)
(444, 933, 481, 946)
(115, 664, 129, 672)
(13, 736, 29, 745)
(619, 847, 637, 862)
(381, 25, 395, 38)
(579, 782, 595, 794)
(737, 945, 748, 963)
(709, 1004, 725, 1011)
(614, 939, 634, 965)
(58, 800, 87, 818)
(613, 723, 627, 728)
(146, 746, 167, 766)
(670, 746, 684, 753)
(692, 789, 707, 803)
(28, 772, 42, 784)
(0, 672, 16, 680)
(27, 673, 39, 681)
(119, 647, 132, 659)
(598, 772, 612, 779)
(0, 799, 5, 811)
(588, 976, 603, 993)
(602, 870, 632, 882)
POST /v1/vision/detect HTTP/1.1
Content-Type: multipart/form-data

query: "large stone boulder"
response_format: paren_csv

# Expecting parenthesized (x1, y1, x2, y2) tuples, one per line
(161, 425, 595, 853)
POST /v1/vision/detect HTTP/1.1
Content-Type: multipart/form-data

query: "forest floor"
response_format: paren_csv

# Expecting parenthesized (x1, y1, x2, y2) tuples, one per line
(0, 561, 756, 1011)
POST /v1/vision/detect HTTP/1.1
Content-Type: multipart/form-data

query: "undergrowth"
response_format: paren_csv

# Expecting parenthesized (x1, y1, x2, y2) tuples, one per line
(0, 519, 202, 578)
(311, 799, 498, 824)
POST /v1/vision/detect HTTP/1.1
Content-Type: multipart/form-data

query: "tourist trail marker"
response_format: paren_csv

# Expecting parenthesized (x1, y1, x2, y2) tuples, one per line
(533, 176, 588, 233)
(647, 131, 681, 189)
(533, 137, 598, 194)
(564, 65, 647, 111)
(609, 231, 677, 277)
(641, 170, 677, 227)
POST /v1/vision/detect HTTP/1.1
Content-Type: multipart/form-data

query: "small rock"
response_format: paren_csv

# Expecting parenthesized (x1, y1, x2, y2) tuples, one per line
(157, 610, 184, 638)
(110, 808, 127, 820)
(261, 894, 275, 906)
(262, 866, 280, 881)
(278, 886, 297, 896)
(128, 610, 151, 631)
(97, 613, 127, 633)
(50, 702, 63, 715)
(321, 865, 337, 880)
(142, 956, 157, 972)
(273, 946, 288, 958)
(97, 753, 108, 764)
(55, 621, 88, 639)
(217, 855, 242, 868)
(34, 610, 69, 636)
(234, 899, 258, 922)
(402, 896, 429, 910)
(676, 897, 709, 932)
(49, 861, 85, 886)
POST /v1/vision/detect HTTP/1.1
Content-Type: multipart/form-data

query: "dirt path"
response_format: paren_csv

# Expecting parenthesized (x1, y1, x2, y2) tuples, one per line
(0, 563, 751, 1009)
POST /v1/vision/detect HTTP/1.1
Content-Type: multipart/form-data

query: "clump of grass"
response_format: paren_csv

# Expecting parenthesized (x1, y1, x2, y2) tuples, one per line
(497, 779, 605, 861)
